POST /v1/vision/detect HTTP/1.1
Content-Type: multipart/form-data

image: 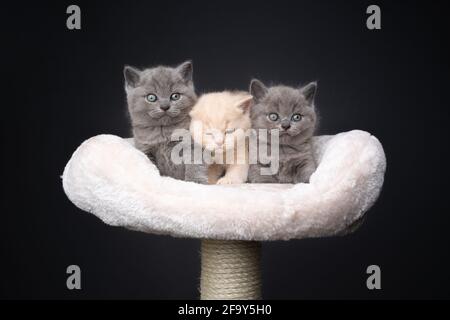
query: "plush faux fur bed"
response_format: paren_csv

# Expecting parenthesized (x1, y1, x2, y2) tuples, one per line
(62, 130, 386, 241)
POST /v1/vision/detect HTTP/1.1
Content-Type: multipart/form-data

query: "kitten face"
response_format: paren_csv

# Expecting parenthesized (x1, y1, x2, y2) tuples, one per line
(124, 61, 197, 127)
(250, 80, 317, 145)
(190, 92, 252, 154)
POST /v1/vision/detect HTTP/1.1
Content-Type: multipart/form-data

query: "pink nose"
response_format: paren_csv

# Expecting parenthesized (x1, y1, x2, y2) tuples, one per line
(214, 136, 224, 145)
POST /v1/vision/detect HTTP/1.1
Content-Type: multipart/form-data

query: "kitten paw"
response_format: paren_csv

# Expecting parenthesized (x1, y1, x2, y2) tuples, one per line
(216, 176, 245, 185)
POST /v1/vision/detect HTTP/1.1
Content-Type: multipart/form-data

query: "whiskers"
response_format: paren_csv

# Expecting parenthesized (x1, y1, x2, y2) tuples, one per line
(147, 108, 182, 119)
(287, 128, 301, 136)
(147, 109, 165, 119)
(167, 108, 181, 117)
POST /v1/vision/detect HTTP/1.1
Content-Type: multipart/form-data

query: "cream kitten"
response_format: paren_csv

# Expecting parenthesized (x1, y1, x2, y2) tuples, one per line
(189, 91, 253, 184)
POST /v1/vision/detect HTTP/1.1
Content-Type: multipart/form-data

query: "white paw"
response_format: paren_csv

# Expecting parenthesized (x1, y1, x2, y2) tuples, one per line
(216, 175, 244, 185)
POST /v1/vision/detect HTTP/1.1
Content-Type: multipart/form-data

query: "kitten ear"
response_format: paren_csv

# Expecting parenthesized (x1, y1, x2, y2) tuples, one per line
(249, 79, 268, 102)
(236, 95, 254, 114)
(176, 60, 194, 84)
(300, 81, 318, 105)
(123, 65, 141, 89)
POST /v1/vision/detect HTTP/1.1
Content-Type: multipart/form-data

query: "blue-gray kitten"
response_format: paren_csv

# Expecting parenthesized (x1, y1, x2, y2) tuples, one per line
(248, 79, 318, 183)
(124, 61, 207, 183)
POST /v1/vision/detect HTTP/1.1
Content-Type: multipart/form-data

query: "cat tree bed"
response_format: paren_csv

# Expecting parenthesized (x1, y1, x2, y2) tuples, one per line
(62, 130, 386, 299)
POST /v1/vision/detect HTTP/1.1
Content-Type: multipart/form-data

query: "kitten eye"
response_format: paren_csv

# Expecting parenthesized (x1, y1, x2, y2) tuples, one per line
(268, 113, 279, 121)
(146, 94, 157, 103)
(291, 114, 302, 122)
(225, 129, 235, 134)
(205, 132, 213, 136)
(170, 93, 181, 101)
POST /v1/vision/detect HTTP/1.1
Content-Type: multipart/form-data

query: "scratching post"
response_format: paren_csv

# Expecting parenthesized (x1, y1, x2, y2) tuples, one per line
(200, 240, 261, 300)
(62, 130, 386, 299)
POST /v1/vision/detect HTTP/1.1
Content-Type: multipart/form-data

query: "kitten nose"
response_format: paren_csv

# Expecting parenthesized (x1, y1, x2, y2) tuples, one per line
(281, 120, 291, 130)
(160, 104, 170, 111)
(214, 135, 224, 146)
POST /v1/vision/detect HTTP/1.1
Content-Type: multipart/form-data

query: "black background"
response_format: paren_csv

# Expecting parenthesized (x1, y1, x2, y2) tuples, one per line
(2, 0, 449, 299)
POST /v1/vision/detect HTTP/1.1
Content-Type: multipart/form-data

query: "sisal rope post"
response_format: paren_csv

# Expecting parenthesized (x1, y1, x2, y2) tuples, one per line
(200, 240, 262, 300)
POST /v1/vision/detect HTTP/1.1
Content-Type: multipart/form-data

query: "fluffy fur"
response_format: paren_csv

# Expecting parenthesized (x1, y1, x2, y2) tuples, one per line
(248, 79, 318, 183)
(124, 61, 207, 183)
(62, 130, 386, 240)
(189, 91, 253, 184)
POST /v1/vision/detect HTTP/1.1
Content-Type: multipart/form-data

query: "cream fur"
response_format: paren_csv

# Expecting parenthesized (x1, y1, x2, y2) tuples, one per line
(189, 91, 252, 184)
(62, 130, 386, 241)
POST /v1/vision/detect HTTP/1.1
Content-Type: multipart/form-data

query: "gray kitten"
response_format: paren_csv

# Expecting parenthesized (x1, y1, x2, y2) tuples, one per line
(248, 79, 318, 183)
(124, 61, 207, 183)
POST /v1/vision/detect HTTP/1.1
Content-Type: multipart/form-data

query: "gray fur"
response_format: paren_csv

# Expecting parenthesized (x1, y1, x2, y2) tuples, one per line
(125, 61, 208, 183)
(248, 79, 318, 183)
